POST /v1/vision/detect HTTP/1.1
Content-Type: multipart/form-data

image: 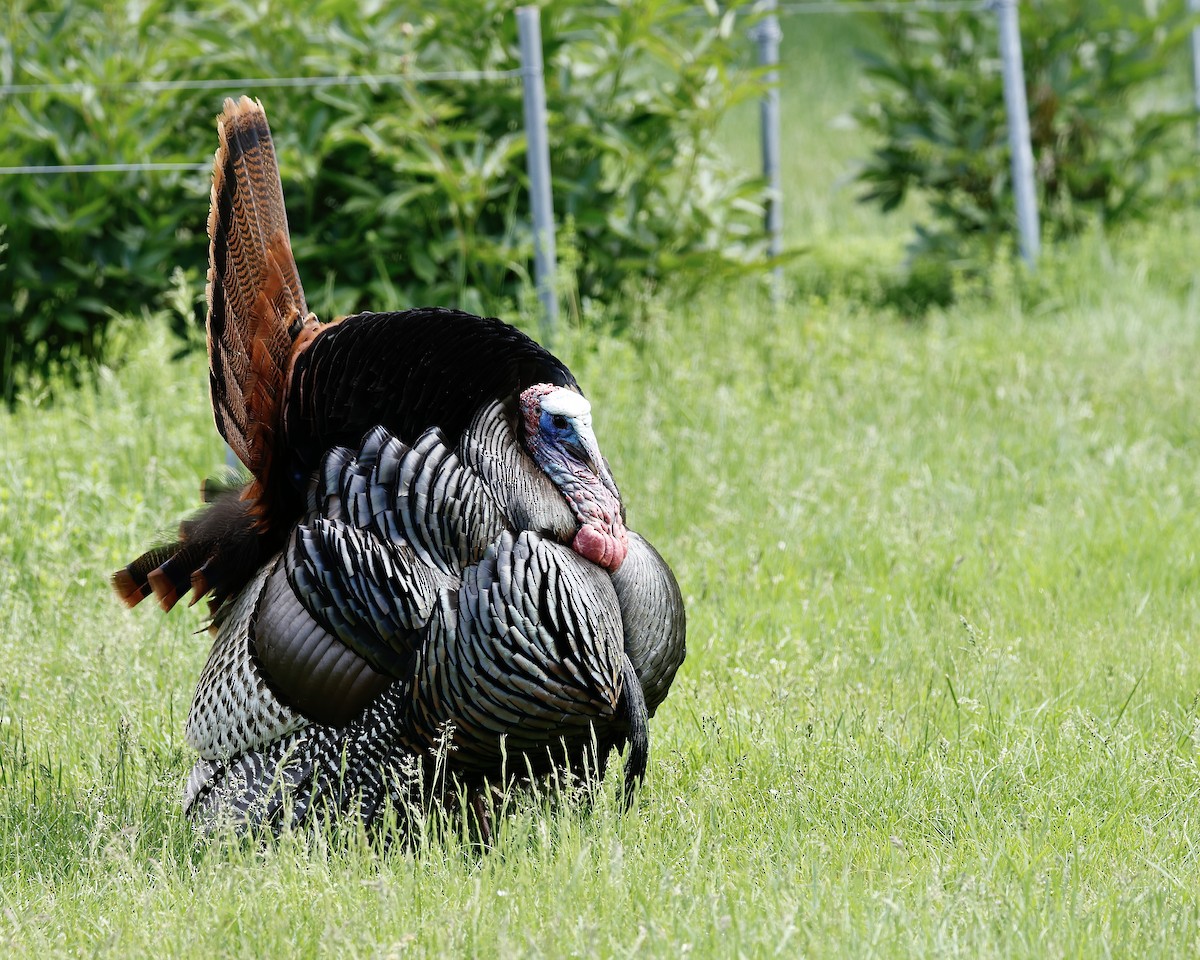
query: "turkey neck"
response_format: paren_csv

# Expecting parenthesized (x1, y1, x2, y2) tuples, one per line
(453, 400, 574, 542)
(518, 386, 628, 573)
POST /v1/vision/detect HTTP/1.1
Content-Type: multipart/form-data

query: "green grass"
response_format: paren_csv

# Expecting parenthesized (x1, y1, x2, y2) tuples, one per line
(5, 229, 1200, 955)
(5, 15, 1200, 960)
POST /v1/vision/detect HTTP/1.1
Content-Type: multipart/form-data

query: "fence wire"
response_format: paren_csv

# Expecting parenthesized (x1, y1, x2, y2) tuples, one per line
(0, 68, 524, 176)
(0, 1, 993, 175)
(0, 68, 521, 99)
(0, 162, 209, 175)
(777, 0, 991, 12)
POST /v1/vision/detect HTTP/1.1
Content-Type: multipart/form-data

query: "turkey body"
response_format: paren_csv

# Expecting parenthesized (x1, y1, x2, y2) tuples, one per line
(186, 420, 682, 828)
(114, 98, 685, 833)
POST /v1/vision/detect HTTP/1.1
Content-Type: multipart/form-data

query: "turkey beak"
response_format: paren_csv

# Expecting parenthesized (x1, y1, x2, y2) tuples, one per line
(567, 420, 617, 492)
(566, 420, 609, 480)
(562, 437, 598, 475)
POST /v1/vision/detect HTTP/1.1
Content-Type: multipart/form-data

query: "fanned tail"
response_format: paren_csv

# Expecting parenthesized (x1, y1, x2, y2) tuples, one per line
(114, 97, 321, 614)
(111, 485, 268, 612)
(207, 95, 319, 482)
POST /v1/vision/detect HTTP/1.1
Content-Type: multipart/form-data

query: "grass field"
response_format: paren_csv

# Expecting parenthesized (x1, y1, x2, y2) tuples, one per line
(5, 12, 1200, 959)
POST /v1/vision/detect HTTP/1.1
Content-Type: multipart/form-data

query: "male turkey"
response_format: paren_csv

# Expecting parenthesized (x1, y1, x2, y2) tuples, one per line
(113, 97, 685, 833)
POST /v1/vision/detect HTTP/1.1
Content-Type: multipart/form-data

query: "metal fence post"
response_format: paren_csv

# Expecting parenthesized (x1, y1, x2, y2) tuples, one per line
(516, 6, 558, 342)
(1190, 0, 1200, 143)
(994, 0, 1040, 267)
(753, 0, 784, 303)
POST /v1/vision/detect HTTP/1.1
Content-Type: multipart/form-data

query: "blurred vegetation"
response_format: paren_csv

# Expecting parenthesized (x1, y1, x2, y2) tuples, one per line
(6, 0, 1197, 396)
(855, 0, 1198, 290)
(0, 0, 770, 401)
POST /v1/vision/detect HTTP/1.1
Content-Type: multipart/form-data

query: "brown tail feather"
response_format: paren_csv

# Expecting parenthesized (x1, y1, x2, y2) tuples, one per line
(112, 545, 178, 608)
(115, 98, 321, 617)
(206, 96, 320, 484)
(111, 486, 270, 613)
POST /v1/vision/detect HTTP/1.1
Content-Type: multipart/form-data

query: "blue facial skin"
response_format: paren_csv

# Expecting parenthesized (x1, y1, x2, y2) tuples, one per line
(539, 411, 595, 474)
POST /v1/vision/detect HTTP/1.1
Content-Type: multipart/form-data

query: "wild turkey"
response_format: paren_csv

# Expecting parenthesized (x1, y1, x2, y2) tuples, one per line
(113, 97, 685, 832)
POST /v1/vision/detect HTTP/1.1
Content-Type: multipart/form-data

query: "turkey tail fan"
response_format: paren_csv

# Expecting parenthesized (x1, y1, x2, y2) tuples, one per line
(113, 98, 318, 615)
(206, 95, 320, 486)
(111, 485, 269, 612)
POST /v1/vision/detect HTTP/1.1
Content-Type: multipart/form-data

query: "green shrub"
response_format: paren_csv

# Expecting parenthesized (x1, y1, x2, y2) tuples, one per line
(0, 3, 213, 399)
(854, 0, 1198, 267)
(0, 0, 769, 399)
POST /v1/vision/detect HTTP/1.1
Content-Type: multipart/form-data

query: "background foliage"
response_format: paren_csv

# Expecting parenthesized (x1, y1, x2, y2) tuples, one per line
(0, 0, 768, 399)
(855, 0, 1197, 269)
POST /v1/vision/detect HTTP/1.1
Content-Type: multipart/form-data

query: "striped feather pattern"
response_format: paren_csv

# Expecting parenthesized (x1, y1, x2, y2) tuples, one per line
(185, 561, 306, 761)
(458, 399, 577, 543)
(369, 429, 506, 575)
(410, 532, 624, 773)
(287, 519, 441, 676)
(185, 425, 674, 830)
(611, 532, 687, 716)
(206, 96, 318, 479)
(184, 728, 320, 829)
(252, 559, 391, 726)
(185, 684, 421, 829)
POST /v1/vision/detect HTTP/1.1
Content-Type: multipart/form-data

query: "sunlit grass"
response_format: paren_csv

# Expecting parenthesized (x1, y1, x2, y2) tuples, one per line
(5, 218, 1200, 954)
(4, 15, 1200, 959)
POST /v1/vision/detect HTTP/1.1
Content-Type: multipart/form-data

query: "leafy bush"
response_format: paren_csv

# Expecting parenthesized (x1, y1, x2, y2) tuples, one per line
(855, 0, 1197, 265)
(0, 4, 214, 398)
(0, 0, 769, 399)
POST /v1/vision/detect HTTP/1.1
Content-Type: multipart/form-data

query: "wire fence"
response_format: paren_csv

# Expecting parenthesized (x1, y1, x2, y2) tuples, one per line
(0, 69, 526, 177)
(8, 0, 1174, 327)
(0, 162, 211, 175)
(0, 9, 557, 336)
(754, 0, 1039, 277)
(0, 70, 522, 97)
(778, 1, 990, 12)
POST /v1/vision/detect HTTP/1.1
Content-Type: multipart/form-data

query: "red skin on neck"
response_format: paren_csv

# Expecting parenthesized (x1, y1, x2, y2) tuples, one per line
(573, 522, 628, 571)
